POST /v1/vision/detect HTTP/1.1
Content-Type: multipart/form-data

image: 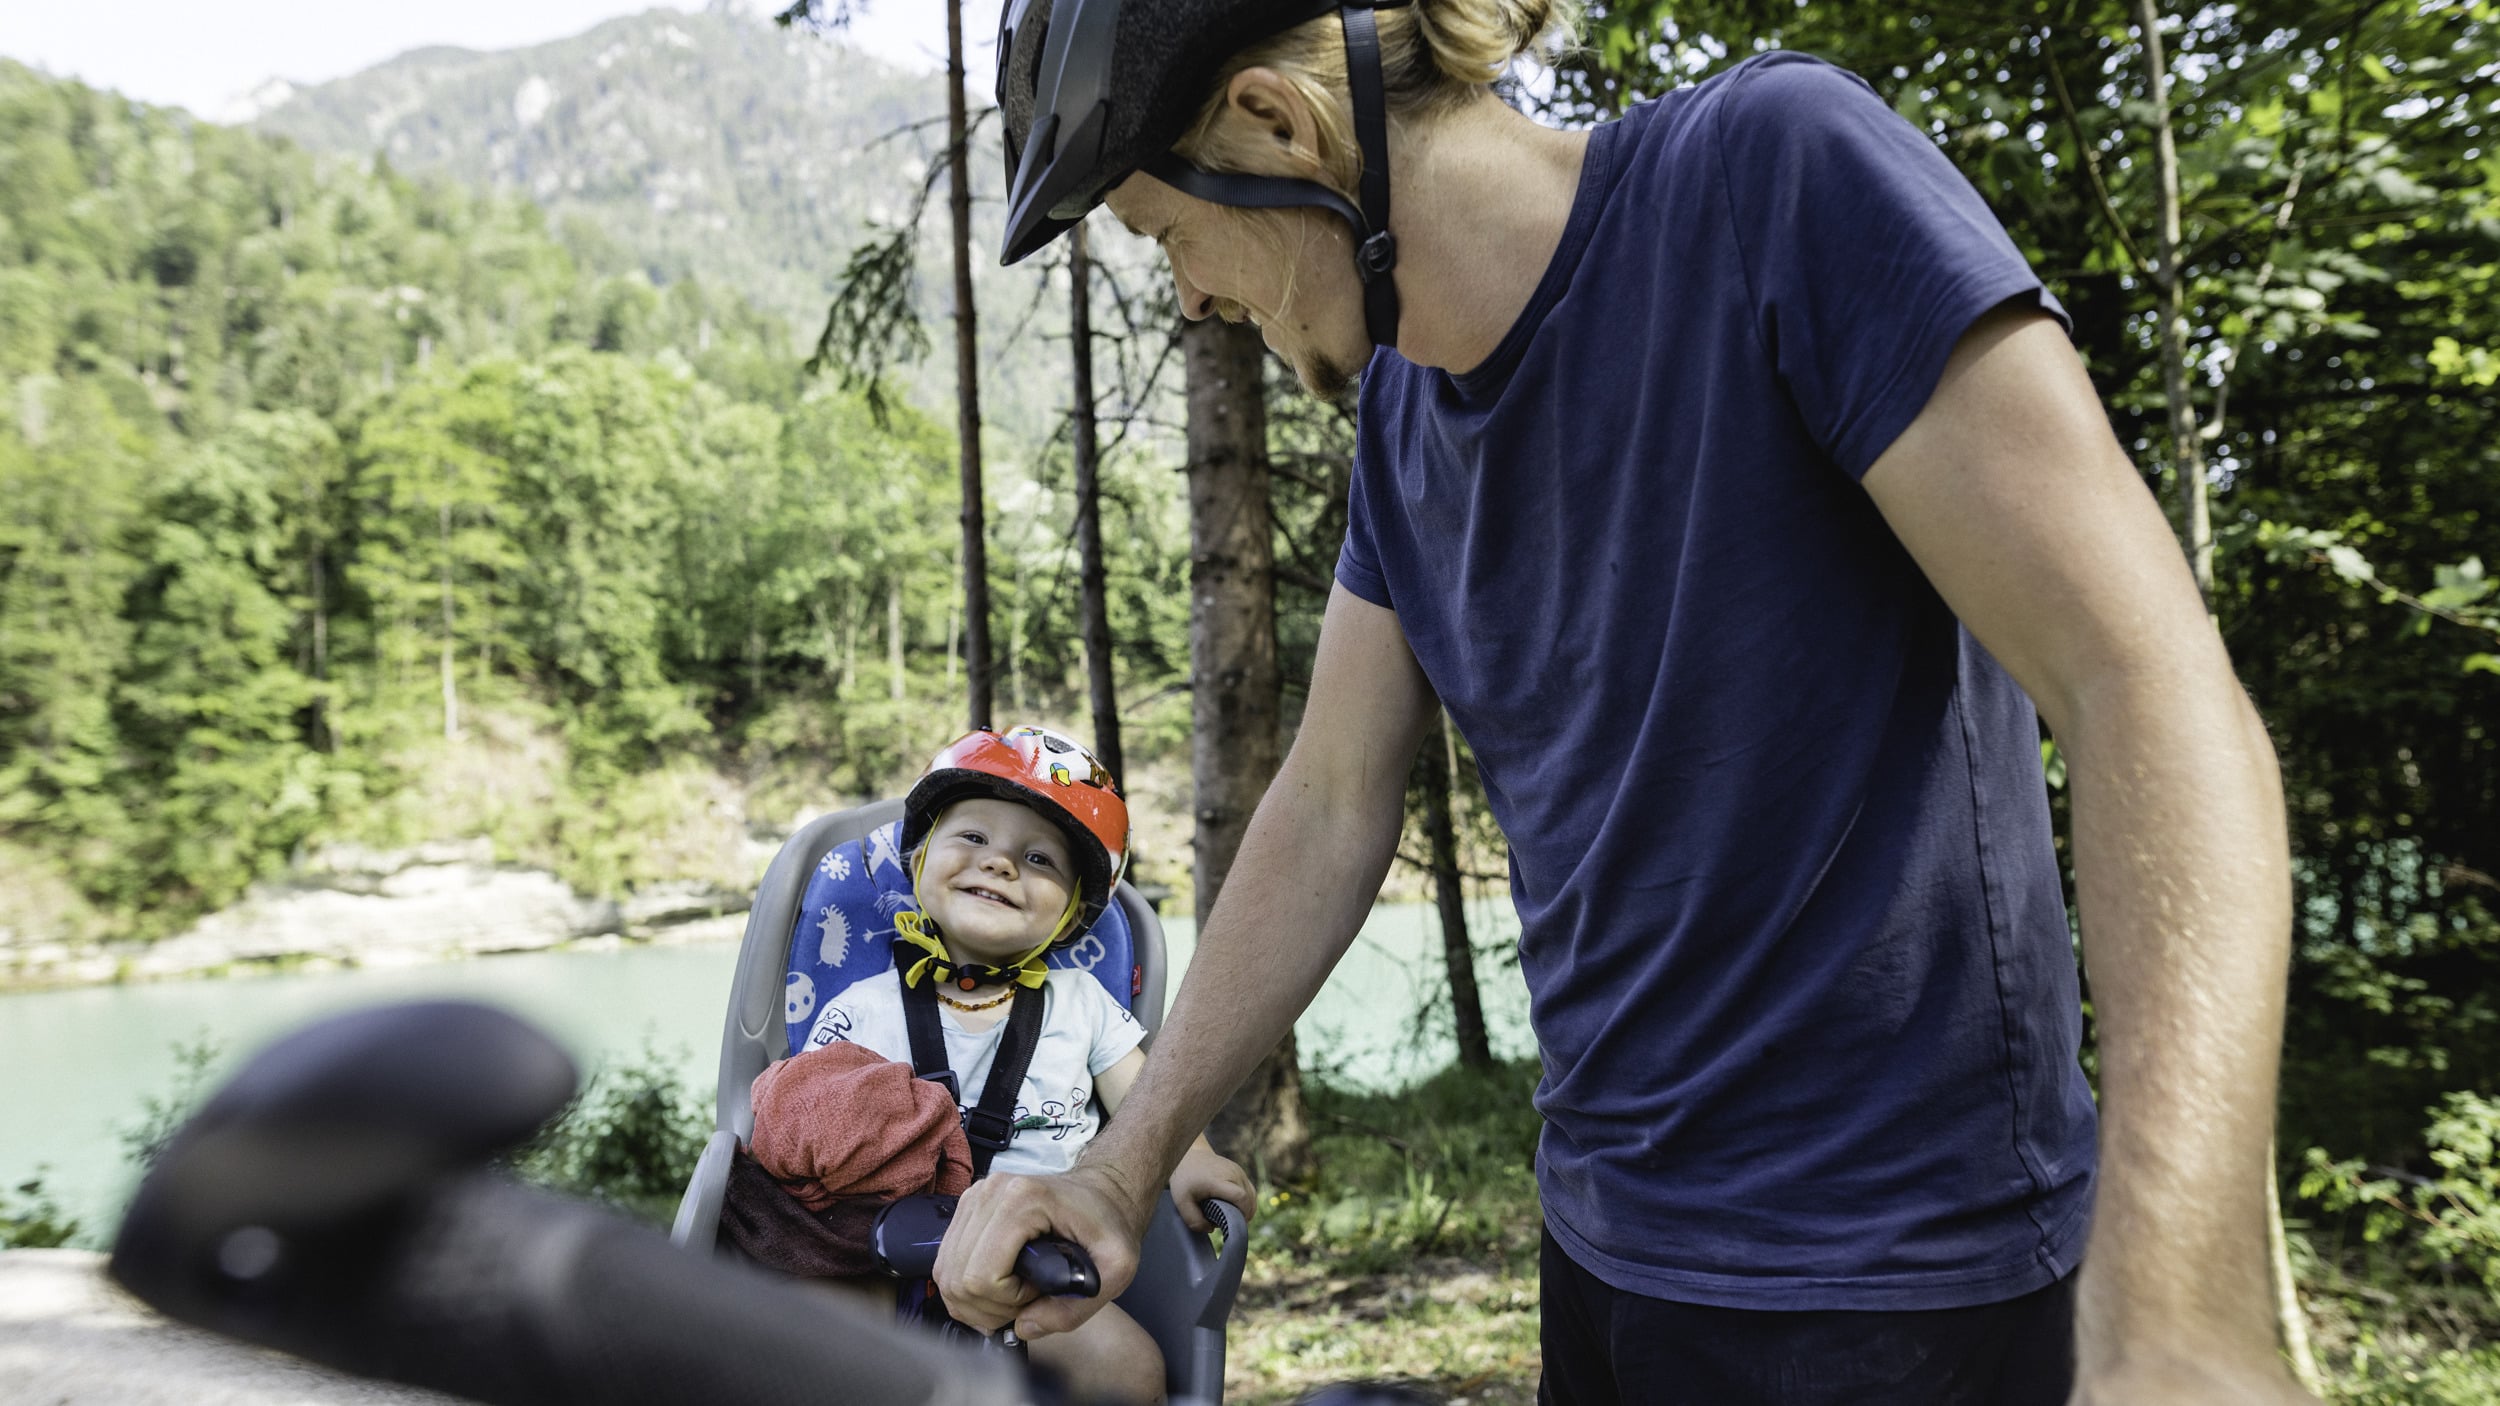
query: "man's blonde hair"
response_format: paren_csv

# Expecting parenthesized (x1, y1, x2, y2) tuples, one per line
(1174, 0, 1579, 199)
(1164, 0, 1577, 334)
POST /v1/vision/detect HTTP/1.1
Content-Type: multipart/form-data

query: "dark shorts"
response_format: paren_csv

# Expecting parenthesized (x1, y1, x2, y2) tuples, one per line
(1538, 1228, 2077, 1406)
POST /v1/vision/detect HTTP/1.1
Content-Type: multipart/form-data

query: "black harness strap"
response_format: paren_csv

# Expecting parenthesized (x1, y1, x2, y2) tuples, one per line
(899, 971, 954, 1096)
(900, 971, 1049, 1180)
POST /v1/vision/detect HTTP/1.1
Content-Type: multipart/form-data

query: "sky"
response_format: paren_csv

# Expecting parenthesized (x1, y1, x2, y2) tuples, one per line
(0, 0, 1004, 121)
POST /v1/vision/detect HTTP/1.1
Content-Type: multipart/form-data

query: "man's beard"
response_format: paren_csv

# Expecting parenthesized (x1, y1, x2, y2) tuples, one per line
(1291, 349, 1358, 402)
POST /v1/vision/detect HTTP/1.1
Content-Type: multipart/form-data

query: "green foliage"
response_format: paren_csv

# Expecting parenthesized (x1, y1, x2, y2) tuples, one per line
(2329, 1350, 2500, 1406)
(2306, 1093, 2500, 1300)
(510, 1041, 710, 1226)
(2300, 1091, 2500, 1403)
(0, 1173, 81, 1250)
(0, 60, 995, 933)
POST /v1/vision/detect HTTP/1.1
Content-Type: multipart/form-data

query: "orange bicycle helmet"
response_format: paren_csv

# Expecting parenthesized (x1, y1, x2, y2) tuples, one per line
(901, 726, 1130, 940)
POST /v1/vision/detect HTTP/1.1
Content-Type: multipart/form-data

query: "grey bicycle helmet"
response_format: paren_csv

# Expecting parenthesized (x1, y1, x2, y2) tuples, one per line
(997, 0, 1409, 346)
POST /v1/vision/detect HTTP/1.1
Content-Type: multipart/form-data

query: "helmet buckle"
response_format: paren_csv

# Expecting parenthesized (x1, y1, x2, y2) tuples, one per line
(1356, 230, 1398, 281)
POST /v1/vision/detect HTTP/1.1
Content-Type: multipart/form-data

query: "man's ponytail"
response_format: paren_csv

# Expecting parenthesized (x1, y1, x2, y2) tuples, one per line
(1409, 0, 1578, 88)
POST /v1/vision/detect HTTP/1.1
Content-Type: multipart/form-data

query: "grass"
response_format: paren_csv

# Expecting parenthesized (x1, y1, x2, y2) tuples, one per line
(1215, 1058, 2500, 1406)
(1228, 1060, 1545, 1405)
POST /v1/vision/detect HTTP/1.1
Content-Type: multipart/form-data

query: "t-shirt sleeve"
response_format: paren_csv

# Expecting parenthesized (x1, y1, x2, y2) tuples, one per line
(1332, 358, 1396, 609)
(1714, 54, 2070, 479)
(1079, 977, 1147, 1077)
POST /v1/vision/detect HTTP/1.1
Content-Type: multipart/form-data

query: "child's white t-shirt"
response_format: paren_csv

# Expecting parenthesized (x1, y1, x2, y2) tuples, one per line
(801, 967, 1145, 1177)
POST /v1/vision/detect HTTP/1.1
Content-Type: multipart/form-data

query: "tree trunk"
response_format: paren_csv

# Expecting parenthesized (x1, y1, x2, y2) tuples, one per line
(888, 579, 906, 702)
(1185, 316, 1311, 1182)
(1071, 223, 1124, 781)
(437, 498, 459, 742)
(838, 595, 857, 695)
(1419, 711, 1491, 1070)
(308, 537, 331, 753)
(946, 0, 994, 731)
(2135, 0, 2213, 608)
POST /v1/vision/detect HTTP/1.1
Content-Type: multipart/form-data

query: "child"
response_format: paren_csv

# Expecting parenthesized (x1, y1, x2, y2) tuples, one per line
(797, 725, 1253, 1406)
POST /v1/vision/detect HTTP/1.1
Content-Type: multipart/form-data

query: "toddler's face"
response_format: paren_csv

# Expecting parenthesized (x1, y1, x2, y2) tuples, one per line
(918, 797, 1076, 967)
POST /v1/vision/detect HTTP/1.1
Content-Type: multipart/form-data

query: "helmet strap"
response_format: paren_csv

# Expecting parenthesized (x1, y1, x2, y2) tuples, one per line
(1141, 0, 1408, 348)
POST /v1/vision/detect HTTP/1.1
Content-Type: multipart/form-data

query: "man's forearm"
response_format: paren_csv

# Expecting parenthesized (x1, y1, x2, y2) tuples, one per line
(2062, 670, 2292, 1376)
(1080, 744, 1409, 1208)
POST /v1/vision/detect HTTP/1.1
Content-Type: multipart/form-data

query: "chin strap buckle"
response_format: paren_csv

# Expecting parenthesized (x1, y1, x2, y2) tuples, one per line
(1356, 230, 1399, 282)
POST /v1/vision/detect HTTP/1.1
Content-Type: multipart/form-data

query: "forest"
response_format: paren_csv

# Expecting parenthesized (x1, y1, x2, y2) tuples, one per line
(2, 0, 2498, 1398)
(0, 51, 1211, 935)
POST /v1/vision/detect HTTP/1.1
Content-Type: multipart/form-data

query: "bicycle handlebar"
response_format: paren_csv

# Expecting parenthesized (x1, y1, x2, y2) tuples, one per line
(873, 1195, 1103, 1299)
(106, 1000, 1383, 1406)
(109, 1001, 1025, 1406)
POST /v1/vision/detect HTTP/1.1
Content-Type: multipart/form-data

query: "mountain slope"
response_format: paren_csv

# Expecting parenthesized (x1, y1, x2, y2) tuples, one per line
(256, 7, 935, 340)
(251, 2, 1180, 529)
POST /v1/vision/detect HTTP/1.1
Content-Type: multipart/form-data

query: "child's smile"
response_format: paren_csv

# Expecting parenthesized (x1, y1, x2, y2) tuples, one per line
(918, 797, 1076, 968)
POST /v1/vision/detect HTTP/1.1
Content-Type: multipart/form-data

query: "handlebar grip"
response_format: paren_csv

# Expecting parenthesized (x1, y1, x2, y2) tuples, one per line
(875, 1197, 1099, 1299)
(1014, 1237, 1099, 1299)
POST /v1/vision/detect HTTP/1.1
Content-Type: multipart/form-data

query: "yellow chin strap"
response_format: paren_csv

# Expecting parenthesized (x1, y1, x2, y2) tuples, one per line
(895, 841, 1084, 992)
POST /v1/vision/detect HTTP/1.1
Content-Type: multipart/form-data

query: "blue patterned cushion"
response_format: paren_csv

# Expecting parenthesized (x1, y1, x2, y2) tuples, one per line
(777, 819, 1140, 1057)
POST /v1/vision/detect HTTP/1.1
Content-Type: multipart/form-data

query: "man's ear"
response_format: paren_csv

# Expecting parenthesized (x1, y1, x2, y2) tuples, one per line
(1221, 66, 1327, 177)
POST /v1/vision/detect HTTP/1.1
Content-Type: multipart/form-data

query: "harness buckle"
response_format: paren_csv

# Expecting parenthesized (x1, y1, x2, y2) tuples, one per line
(920, 1070, 961, 1103)
(962, 1105, 1018, 1153)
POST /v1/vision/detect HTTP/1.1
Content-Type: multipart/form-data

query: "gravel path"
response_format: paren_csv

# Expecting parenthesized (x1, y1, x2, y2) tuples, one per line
(0, 1249, 467, 1405)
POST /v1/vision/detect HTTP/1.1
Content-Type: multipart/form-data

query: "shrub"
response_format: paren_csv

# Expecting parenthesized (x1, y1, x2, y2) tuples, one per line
(0, 1175, 80, 1249)
(510, 1040, 710, 1225)
(2305, 1091, 2500, 1298)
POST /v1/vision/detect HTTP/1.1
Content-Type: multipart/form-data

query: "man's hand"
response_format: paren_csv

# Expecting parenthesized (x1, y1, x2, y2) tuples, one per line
(1168, 1140, 1256, 1233)
(931, 1160, 1157, 1338)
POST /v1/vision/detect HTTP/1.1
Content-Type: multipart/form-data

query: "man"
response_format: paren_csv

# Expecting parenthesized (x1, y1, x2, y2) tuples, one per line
(940, 2, 2309, 1401)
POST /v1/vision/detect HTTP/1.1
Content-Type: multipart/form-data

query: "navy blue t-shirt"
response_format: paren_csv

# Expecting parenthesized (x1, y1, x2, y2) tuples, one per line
(1337, 53, 2098, 1310)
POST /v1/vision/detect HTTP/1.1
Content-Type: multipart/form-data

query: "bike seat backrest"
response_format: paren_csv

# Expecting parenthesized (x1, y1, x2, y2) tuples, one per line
(778, 820, 1141, 1058)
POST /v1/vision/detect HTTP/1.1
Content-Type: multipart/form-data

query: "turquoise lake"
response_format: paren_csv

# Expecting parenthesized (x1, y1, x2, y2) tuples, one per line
(0, 899, 1531, 1241)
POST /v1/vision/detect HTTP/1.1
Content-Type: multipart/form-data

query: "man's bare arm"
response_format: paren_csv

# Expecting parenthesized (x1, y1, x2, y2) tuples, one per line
(933, 583, 1438, 1336)
(1085, 585, 1438, 1189)
(1864, 307, 2308, 1402)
